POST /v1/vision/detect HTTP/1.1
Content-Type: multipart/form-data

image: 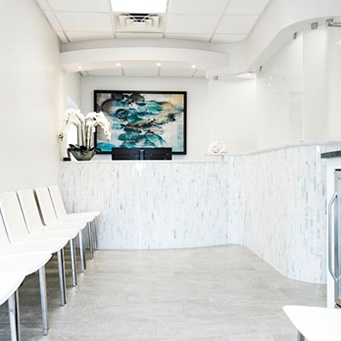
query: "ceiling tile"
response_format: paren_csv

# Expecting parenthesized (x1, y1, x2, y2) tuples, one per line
(166, 14, 220, 34)
(34, 0, 271, 77)
(56, 12, 113, 32)
(225, 0, 270, 15)
(65, 31, 114, 42)
(216, 15, 259, 34)
(168, 0, 230, 15)
(211, 33, 248, 43)
(47, 0, 110, 13)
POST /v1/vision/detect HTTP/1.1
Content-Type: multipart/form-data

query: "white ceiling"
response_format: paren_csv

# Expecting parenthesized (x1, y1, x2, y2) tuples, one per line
(35, 0, 271, 77)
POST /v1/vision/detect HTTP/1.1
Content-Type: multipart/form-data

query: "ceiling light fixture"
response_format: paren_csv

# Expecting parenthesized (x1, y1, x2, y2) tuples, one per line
(111, 0, 168, 13)
(156, 63, 161, 67)
(116, 63, 121, 67)
(191, 64, 196, 68)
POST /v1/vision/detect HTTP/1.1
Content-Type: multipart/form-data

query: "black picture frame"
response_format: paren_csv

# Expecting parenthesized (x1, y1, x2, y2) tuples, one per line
(94, 90, 187, 154)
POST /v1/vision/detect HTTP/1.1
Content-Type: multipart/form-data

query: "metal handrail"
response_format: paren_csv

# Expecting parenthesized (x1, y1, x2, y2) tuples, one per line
(328, 192, 338, 281)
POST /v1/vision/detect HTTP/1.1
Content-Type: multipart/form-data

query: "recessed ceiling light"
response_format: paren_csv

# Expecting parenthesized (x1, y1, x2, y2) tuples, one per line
(78, 65, 83, 69)
(116, 63, 121, 67)
(111, 0, 168, 13)
(191, 64, 196, 68)
(156, 63, 161, 67)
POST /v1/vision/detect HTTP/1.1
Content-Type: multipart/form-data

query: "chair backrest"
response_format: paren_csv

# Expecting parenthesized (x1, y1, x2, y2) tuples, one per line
(17, 189, 45, 232)
(35, 187, 58, 225)
(0, 192, 30, 243)
(48, 185, 67, 218)
(0, 210, 12, 248)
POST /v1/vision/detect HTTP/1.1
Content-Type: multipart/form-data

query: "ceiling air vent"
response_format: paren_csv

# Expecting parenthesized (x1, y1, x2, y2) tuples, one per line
(118, 13, 160, 32)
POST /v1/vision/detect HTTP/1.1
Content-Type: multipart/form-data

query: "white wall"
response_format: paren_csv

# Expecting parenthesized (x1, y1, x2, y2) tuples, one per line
(208, 75, 257, 153)
(81, 75, 258, 159)
(0, 0, 73, 191)
(79, 24, 341, 157)
(327, 29, 341, 140)
(81, 76, 210, 160)
(257, 33, 304, 149)
(303, 27, 329, 141)
(256, 26, 341, 150)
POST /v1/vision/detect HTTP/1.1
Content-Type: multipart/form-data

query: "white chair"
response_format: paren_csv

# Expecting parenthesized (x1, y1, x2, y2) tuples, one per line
(35, 186, 90, 270)
(0, 252, 52, 336)
(17, 188, 86, 286)
(48, 185, 100, 253)
(0, 271, 25, 341)
(283, 305, 341, 341)
(0, 192, 72, 306)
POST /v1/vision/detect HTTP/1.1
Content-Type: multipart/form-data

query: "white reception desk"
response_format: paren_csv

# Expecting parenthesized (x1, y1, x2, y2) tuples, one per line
(59, 142, 341, 284)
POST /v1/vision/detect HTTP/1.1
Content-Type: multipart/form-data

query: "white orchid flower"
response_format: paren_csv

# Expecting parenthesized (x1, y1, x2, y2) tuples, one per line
(59, 109, 111, 149)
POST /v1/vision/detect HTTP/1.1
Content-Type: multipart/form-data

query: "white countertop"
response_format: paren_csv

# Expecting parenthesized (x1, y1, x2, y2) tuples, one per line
(283, 305, 341, 341)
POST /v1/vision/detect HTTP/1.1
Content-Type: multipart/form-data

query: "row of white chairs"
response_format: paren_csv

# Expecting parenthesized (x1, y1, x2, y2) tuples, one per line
(0, 185, 100, 340)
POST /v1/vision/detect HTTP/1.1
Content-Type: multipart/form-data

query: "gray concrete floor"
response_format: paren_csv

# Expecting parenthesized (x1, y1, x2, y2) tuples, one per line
(0, 245, 326, 340)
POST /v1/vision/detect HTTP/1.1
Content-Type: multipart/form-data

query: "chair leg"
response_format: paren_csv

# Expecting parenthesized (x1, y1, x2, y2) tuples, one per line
(57, 249, 67, 306)
(69, 239, 77, 287)
(79, 230, 86, 272)
(38, 266, 48, 335)
(8, 291, 20, 341)
(93, 217, 98, 250)
(87, 222, 94, 260)
(298, 332, 305, 340)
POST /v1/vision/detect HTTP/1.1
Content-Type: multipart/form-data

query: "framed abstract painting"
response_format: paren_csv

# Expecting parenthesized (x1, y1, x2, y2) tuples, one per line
(94, 90, 187, 154)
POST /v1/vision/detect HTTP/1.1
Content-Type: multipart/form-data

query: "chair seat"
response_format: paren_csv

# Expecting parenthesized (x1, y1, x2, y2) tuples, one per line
(0, 242, 63, 256)
(30, 227, 80, 240)
(283, 305, 341, 341)
(0, 271, 25, 306)
(10, 234, 70, 253)
(0, 252, 52, 276)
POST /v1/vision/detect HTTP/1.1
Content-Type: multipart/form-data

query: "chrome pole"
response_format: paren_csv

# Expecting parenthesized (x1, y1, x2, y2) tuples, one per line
(39, 266, 48, 335)
(8, 291, 20, 341)
(69, 238, 77, 287)
(57, 249, 67, 305)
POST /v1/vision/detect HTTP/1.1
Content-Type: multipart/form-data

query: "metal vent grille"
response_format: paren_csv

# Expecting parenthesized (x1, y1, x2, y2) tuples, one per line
(118, 13, 160, 32)
(128, 13, 151, 22)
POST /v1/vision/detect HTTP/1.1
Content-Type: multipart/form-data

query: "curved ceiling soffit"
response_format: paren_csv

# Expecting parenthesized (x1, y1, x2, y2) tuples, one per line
(59, 1, 341, 78)
(245, 0, 341, 73)
(60, 47, 230, 78)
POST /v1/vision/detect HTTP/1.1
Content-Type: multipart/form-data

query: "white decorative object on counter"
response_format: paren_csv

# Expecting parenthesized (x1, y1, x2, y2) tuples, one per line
(207, 140, 226, 154)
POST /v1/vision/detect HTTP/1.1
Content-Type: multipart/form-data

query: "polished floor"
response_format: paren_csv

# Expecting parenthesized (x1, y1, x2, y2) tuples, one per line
(0, 245, 326, 340)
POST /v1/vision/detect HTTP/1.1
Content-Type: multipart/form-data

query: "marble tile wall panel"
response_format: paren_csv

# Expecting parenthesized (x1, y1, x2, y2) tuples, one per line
(230, 143, 341, 283)
(59, 142, 341, 283)
(59, 161, 233, 250)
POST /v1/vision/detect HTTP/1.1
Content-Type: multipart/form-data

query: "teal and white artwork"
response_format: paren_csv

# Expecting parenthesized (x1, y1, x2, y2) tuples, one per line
(94, 91, 187, 154)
